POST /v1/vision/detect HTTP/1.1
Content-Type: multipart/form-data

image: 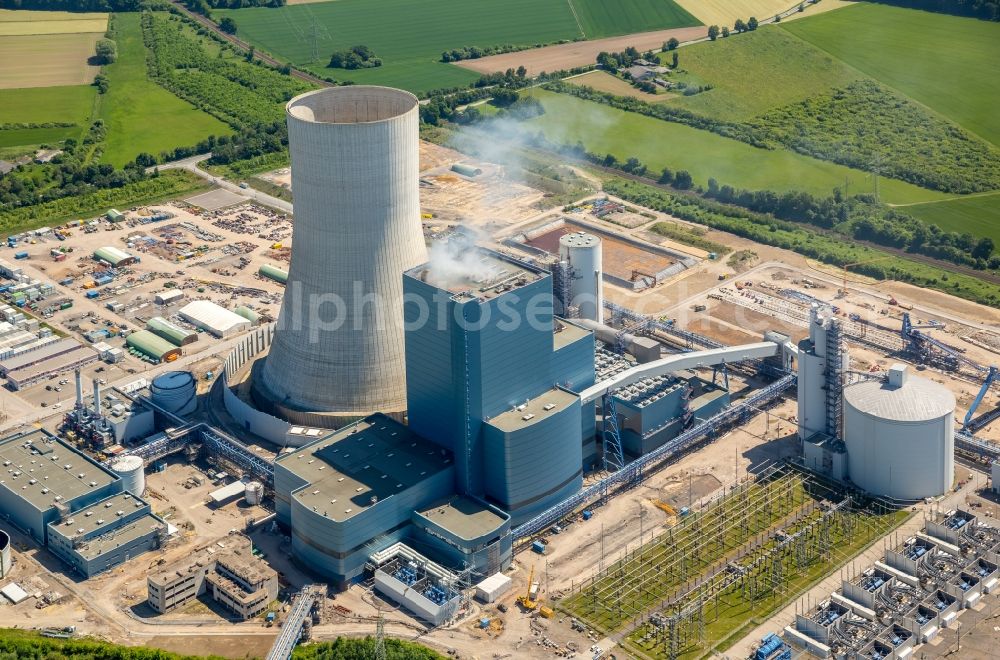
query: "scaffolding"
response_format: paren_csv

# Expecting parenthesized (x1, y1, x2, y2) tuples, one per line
(824, 315, 844, 439)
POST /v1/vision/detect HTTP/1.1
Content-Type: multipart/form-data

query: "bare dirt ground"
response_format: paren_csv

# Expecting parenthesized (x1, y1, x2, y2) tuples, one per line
(455, 26, 706, 77)
(526, 223, 678, 282)
(0, 32, 102, 88)
(566, 70, 674, 103)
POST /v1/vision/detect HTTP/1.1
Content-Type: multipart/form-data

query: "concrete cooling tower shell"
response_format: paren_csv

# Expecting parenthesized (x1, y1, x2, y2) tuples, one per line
(843, 365, 955, 501)
(0, 529, 10, 578)
(257, 87, 427, 422)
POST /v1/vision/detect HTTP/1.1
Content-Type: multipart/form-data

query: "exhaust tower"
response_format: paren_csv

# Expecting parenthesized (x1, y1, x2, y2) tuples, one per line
(256, 86, 427, 423)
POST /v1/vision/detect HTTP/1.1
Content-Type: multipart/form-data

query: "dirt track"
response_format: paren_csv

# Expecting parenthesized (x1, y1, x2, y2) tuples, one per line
(454, 26, 707, 77)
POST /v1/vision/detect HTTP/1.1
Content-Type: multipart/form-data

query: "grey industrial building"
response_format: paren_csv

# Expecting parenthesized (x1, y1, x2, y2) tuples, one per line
(0, 429, 165, 577)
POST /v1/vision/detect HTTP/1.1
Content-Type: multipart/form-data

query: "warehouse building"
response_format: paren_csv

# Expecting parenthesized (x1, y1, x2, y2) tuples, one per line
(46, 491, 166, 577)
(0, 429, 121, 544)
(126, 330, 181, 363)
(404, 247, 595, 526)
(258, 264, 287, 285)
(233, 306, 259, 326)
(93, 246, 138, 268)
(179, 300, 251, 338)
(154, 290, 184, 305)
(147, 316, 198, 346)
(147, 535, 277, 619)
(2, 339, 98, 390)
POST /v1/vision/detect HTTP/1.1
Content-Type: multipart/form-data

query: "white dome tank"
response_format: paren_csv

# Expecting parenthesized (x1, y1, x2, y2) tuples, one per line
(111, 455, 146, 496)
(558, 232, 603, 322)
(245, 481, 264, 506)
(151, 370, 197, 416)
(843, 364, 954, 500)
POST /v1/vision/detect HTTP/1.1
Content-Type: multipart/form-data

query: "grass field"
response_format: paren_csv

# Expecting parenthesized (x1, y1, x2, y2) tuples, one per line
(666, 28, 860, 120)
(569, 0, 700, 39)
(0, 32, 103, 88)
(97, 13, 229, 167)
(783, 3, 1000, 148)
(525, 88, 948, 204)
(222, 0, 700, 94)
(0, 84, 95, 125)
(898, 193, 1000, 242)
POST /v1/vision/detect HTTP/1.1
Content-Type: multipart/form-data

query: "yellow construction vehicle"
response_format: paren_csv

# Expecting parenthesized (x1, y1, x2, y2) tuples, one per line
(651, 499, 677, 516)
(517, 565, 539, 611)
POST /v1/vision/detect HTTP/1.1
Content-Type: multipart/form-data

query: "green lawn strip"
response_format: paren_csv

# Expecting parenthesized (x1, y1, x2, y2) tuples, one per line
(98, 12, 230, 167)
(0, 170, 207, 235)
(0, 84, 96, 125)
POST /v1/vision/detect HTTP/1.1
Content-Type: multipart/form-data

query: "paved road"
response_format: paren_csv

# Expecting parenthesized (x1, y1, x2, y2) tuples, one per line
(157, 154, 293, 215)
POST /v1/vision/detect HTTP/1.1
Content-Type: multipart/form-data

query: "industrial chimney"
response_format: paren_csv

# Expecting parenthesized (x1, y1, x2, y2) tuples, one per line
(256, 86, 427, 423)
(74, 368, 83, 409)
(92, 378, 101, 418)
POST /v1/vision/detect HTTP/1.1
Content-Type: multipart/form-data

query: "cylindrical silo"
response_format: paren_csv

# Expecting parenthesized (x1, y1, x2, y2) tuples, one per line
(558, 232, 603, 322)
(244, 481, 264, 506)
(111, 455, 146, 496)
(0, 529, 11, 578)
(151, 371, 197, 416)
(257, 86, 427, 423)
(843, 364, 955, 500)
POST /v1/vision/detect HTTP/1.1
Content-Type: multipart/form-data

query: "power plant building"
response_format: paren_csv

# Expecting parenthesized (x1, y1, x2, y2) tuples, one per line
(273, 414, 510, 587)
(404, 246, 595, 526)
(257, 86, 427, 424)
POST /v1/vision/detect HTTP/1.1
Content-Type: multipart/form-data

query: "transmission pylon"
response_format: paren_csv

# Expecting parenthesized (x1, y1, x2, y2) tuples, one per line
(374, 610, 387, 660)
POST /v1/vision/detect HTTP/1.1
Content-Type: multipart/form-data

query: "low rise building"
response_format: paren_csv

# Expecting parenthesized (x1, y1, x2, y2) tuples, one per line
(147, 535, 277, 620)
(178, 300, 250, 338)
(93, 246, 137, 267)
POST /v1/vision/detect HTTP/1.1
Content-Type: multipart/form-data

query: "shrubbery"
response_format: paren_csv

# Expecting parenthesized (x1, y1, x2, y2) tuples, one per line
(328, 45, 381, 70)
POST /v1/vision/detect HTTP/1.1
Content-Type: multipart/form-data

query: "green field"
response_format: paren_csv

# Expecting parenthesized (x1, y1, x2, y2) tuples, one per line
(666, 28, 861, 121)
(782, 3, 1000, 147)
(569, 0, 700, 39)
(899, 193, 1000, 243)
(0, 84, 95, 125)
(222, 0, 699, 94)
(525, 88, 948, 204)
(97, 13, 229, 167)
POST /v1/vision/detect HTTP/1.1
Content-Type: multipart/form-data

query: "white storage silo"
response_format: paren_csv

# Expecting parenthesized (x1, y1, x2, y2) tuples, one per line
(558, 232, 603, 322)
(244, 481, 264, 506)
(843, 364, 955, 500)
(150, 370, 197, 416)
(257, 86, 427, 424)
(0, 529, 11, 578)
(111, 455, 146, 496)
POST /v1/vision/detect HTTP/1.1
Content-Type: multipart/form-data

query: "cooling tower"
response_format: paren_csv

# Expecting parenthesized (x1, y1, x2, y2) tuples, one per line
(256, 87, 427, 422)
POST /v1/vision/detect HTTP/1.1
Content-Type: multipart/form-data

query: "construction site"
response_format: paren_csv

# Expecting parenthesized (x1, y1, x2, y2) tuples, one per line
(0, 85, 998, 660)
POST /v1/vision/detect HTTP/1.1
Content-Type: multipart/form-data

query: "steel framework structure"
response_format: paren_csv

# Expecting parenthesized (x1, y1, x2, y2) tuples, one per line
(265, 584, 325, 660)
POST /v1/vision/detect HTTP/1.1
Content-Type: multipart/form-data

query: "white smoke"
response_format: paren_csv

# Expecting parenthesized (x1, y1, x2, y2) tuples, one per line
(426, 227, 499, 285)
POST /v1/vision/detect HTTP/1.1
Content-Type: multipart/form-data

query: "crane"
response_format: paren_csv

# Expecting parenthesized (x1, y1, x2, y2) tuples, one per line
(838, 256, 896, 297)
(964, 366, 1000, 433)
(517, 565, 539, 611)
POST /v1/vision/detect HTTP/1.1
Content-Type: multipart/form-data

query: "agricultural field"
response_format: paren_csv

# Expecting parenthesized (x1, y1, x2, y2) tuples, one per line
(221, 0, 701, 94)
(665, 28, 860, 120)
(673, 0, 802, 25)
(0, 85, 96, 150)
(900, 193, 1000, 244)
(0, 32, 104, 88)
(524, 88, 949, 204)
(782, 3, 1000, 148)
(0, 8, 107, 35)
(567, 70, 673, 103)
(569, 0, 700, 39)
(97, 13, 230, 167)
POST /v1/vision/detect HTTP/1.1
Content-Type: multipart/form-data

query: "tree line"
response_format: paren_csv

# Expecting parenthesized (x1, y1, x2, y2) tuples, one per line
(862, 0, 999, 20)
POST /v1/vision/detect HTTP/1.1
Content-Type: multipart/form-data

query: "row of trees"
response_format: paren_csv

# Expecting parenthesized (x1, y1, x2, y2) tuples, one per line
(708, 16, 757, 40)
(595, 46, 657, 74)
(441, 44, 528, 62)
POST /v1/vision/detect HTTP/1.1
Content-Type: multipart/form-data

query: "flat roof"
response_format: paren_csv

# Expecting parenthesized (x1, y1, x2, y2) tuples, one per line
(0, 337, 82, 372)
(0, 429, 117, 512)
(416, 496, 508, 541)
(49, 491, 148, 540)
(276, 414, 452, 523)
(553, 319, 591, 351)
(486, 387, 578, 433)
(406, 246, 544, 301)
(6, 345, 97, 384)
(75, 512, 163, 560)
(179, 300, 250, 334)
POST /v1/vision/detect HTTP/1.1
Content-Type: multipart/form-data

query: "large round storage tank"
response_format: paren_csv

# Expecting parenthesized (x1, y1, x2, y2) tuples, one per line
(151, 370, 197, 416)
(558, 232, 603, 322)
(843, 364, 954, 500)
(245, 481, 264, 506)
(0, 529, 11, 578)
(111, 455, 146, 496)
